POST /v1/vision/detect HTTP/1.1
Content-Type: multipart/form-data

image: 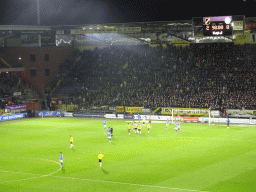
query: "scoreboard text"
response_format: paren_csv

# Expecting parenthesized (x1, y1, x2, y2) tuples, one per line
(203, 16, 233, 36)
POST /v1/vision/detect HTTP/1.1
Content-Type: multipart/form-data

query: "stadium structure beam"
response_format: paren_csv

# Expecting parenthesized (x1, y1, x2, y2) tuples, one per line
(167, 32, 194, 43)
(37, 0, 40, 25)
(0, 67, 25, 72)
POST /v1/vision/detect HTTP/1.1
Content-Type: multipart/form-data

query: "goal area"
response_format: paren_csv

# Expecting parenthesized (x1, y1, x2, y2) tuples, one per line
(166, 108, 215, 125)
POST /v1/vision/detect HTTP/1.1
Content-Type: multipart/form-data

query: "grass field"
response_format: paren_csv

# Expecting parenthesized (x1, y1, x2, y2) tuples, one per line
(0, 117, 256, 192)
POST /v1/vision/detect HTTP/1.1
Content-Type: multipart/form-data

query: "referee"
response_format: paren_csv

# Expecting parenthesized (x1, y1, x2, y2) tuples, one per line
(98, 152, 104, 168)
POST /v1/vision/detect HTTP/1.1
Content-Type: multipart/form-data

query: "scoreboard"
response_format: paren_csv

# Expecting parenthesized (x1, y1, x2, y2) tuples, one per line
(203, 16, 233, 36)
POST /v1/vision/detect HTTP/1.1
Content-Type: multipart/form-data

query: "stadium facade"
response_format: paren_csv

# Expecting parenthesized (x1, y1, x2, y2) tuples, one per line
(0, 15, 256, 117)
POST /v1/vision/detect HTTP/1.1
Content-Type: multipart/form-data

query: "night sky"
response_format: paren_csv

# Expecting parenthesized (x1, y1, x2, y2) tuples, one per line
(0, 0, 255, 26)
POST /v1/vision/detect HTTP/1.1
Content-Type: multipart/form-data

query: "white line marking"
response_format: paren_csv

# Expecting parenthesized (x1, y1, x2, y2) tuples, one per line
(0, 169, 209, 192)
(50, 175, 209, 192)
(0, 158, 61, 183)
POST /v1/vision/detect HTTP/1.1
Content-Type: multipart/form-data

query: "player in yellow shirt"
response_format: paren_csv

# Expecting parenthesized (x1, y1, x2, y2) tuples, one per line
(70, 135, 74, 148)
(138, 123, 142, 134)
(134, 122, 138, 134)
(147, 123, 151, 134)
(98, 151, 104, 168)
(127, 123, 131, 135)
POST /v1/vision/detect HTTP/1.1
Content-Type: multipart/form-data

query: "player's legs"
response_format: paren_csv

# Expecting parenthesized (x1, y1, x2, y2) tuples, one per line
(135, 128, 137, 133)
(99, 159, 102, 167)
(70, 142, 72, 148)
(148, 128, 150, 134)
(128, 129, 130, 135)
(60, 160, 63, 167)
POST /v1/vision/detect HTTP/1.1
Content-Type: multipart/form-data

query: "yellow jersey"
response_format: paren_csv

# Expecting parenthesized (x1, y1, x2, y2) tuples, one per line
(134, 123, 138, 128)
(70, 137, 73, 142)
(98, 154, 104, 159)
(138, 125, 142, 130)
(127, 124, 131, 129)
(147, 124, 150, 129)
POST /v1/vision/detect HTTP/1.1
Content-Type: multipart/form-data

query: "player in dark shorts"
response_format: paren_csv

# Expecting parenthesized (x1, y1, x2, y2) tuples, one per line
(147, 123, 151, 134)
(98, 152, 104, 168)
(127, 123, 131, 135)
(110, 127, 113, 138)
(134, 122, 138, 134)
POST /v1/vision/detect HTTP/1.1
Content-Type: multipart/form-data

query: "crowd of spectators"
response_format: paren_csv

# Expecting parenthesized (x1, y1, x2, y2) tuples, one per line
(52, 43, 256, 111)
(0, 70, 31, 112)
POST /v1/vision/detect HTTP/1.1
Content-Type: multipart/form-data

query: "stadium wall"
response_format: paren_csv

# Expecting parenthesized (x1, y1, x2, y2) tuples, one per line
(5, 46, 73, 93)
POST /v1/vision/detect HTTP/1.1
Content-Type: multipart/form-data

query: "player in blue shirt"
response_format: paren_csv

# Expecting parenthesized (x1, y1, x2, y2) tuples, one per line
(138, 114, 141, 123)
(108, 133, 112, 142)
(132, 121, 135, 131)
(103, 121, 107, 130)
(60, 152, 63, 167)
(177, 121, 180, 131)
(227, 117, 230, 128)
(165, 119, 169, 129)
(107, 127, 111, 134)
(107, 127, 112, 142)
(175, 123, 178, 132)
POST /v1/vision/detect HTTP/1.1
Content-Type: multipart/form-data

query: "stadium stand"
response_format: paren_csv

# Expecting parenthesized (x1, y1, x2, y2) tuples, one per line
(50, 43, 256, 112)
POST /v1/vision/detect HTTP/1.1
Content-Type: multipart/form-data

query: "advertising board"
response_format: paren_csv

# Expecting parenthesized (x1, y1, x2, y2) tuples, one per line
(38, 111, 64, 117)
(6, 104, 27, 113)
(64, 112, 73, 117)
(125, 107, 144, 113)
(0, 113, 26, 121)
(105, 114, 117, 119)
(73, 113, 105, 118)
(124, 114, 133, 119)
(116, 106, 124, 113)
(226, 109, 256, 118)
(118, 114, 124, 119)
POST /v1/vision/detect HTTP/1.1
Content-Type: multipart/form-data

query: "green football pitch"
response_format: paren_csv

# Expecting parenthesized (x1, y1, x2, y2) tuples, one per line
(0, 117, 256, 192)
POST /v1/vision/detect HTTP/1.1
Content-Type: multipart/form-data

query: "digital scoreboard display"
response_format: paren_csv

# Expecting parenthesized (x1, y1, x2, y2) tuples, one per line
(203, 16, 233, 36)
